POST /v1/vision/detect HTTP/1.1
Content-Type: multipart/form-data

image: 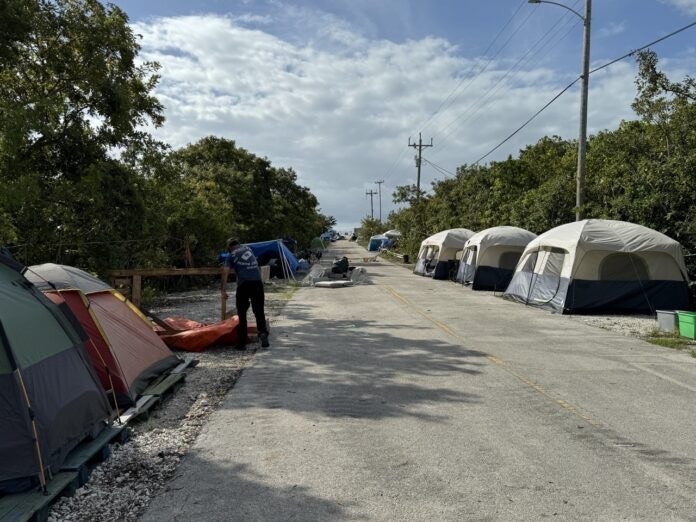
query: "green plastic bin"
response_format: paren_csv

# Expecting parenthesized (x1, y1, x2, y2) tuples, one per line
(677, 311, 696, 339)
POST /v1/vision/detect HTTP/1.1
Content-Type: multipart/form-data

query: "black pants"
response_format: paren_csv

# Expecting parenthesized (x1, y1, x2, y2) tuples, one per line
(236, 280, 267, 344)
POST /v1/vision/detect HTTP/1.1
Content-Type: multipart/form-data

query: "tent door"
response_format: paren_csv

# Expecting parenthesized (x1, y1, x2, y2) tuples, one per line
(529, 249, 566, 305)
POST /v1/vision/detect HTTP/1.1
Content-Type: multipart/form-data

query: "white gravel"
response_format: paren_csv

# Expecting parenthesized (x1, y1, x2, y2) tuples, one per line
(48, 282, 294, 522)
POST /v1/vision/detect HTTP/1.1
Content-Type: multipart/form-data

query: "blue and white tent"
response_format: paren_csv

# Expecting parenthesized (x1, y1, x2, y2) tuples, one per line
(247, 239, 301, 279)
(367, 234, 389, 252)
(414, 228, 475, 280)
(455, 226, 537, 290)
(504, 219, 689, 314)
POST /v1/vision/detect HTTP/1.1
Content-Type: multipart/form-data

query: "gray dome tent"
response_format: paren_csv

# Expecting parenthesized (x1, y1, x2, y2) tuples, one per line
(414, 228, 475, 280)
(456, 226, 537, 290)
(503, 219, 689, 314)
(0, 253, 111, 494)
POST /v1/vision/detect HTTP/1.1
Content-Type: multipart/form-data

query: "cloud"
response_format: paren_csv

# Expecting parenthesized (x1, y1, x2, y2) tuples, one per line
(662, 0, 696, 15)
(597, 21, 626, 38)
(131, 11, 643, 229)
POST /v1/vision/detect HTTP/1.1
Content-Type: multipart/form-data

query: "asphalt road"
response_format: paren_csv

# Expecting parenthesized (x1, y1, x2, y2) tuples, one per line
(142, 240, 696, 521)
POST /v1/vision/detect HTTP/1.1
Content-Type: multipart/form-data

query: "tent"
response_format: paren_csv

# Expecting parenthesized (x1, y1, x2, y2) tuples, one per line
(247, 239, 301, 279)
(383, 229, 402, 239)
(367, 234, 389, 252)
(503, 219, 690, 314)
(26, 264, 180, 407)
(456, 226, 537, 290)
(310, 237, 326, 252)
(414, 228, 475, 280)
(0, 254, 111, 494)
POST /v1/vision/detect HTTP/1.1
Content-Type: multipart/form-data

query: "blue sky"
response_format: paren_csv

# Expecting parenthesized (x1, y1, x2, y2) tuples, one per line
(110, 0, 696, 230)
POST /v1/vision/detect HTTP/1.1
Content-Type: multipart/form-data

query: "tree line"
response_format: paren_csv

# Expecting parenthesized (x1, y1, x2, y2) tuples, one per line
(0, 0, 334, 276)
(376, 51, 696, 278)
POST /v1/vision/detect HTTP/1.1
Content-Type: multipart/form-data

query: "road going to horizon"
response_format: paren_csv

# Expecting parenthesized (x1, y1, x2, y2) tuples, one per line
(143, 240, 696, 520)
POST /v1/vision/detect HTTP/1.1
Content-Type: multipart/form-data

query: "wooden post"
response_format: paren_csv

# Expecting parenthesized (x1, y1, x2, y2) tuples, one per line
(132, 275, 142, 308)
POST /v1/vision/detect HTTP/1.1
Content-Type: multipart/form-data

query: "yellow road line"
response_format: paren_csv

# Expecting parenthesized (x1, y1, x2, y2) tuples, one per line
(385, 285, 603, 428)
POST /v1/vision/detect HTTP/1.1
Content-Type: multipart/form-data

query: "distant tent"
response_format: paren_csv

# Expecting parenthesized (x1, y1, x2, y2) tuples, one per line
(456, 226, 537, 290)
(310, 237, 326, 251)
(367, 234, 389, 252)
(247, 239, 301, 279)
(383, 229, 401, 239)
(0, 254, 111, 494)
(26, 264, 180, 407)
(414, 228, 475, 280)
(504, 219, 690, 314)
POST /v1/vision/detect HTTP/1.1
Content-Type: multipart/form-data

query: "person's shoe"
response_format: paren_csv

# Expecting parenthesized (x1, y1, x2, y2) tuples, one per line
(259, 332, 270, 348)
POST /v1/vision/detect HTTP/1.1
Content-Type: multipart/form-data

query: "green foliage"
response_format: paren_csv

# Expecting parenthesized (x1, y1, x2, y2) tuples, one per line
(391, 51, 696, 280)
(0, 0, 332, 277)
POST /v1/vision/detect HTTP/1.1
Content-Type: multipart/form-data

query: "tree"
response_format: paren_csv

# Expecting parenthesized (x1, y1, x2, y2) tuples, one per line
(0, 0, 163, 268)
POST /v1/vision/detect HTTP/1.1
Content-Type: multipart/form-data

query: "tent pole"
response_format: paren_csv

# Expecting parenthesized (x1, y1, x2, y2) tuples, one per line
(0, 320, 48, 493)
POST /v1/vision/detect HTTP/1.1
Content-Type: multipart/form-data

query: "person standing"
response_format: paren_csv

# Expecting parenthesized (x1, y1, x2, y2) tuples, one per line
(221, 238, 269, 349)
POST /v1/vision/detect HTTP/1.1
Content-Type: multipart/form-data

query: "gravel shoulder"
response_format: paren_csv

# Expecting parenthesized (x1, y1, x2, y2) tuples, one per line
(48, 281, 296, 522)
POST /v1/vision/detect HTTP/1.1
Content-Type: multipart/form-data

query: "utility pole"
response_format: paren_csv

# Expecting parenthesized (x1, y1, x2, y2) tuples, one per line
(365, 189, 376, 219)
(374, 180, 384, 222)
(529, 0, 591, 220)
(408, 132, 433, 197)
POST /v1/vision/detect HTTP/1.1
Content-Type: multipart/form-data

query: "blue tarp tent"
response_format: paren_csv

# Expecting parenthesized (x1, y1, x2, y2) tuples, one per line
(247, 239, 301, 277)
(368, 234, 389, 252)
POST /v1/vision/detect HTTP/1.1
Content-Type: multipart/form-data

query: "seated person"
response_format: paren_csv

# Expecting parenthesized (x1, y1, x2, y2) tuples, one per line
(331, 256, 349, 275)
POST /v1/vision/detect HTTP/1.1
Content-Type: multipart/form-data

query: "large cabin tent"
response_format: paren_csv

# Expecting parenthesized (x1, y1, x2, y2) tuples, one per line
(503, 219, 689, 314)
(414, 228, 475, 280)
(26, 264, 180, 406)
(0, 254, 111, 494)
(456, 226, 537, 290)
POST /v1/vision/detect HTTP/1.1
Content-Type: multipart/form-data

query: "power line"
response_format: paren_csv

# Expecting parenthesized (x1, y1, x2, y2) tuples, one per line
(589, 20, 696, 75)
(422, 157, 457, 178)
(429, 3, 581, 155)
(472, 19, 696, 166)
(381, 1, 533, 188)
(417, 0, 530, 136)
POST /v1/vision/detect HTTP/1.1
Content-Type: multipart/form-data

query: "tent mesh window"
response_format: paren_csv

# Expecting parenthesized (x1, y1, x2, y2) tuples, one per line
(599, 253, 650, 281)
(530, 250, 566, 304)
(499, 251, 521, 270)
(519, 251, 538, 273)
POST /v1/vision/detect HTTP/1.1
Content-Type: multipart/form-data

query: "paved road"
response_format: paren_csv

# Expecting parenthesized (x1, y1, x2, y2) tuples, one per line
(143, 241, 696, 521)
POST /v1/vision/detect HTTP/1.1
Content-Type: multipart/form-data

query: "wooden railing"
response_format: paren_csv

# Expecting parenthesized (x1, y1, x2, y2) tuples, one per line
(108, 267, 225, 307)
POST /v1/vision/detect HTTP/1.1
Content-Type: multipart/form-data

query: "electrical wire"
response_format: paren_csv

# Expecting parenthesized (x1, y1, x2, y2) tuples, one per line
(381, 1, 535, 188)
(417, 0, 530, 136)
(429, 3, 581, 155)
(471, 19, 696, 166)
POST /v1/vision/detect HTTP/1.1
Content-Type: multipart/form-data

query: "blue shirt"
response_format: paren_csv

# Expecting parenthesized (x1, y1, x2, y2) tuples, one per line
(225, 245, 262, 283)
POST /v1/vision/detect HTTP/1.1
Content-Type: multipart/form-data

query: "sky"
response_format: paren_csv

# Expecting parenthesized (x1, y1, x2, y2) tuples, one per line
(109, 0, 696, 231)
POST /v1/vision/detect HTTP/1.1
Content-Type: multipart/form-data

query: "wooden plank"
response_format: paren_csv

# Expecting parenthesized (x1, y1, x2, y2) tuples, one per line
(117, 395, 158, 424)
(107, 267, 227, 277)
(142, 372, 185, 397)
(0, 471, 79, 522)
(171, 358, 195, 374)
(60, 425, 127, 472)
(131, 275, 142, 308)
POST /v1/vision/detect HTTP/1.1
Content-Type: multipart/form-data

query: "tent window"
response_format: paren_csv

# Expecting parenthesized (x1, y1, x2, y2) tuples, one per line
(499, 251, 521, 270)
(528, 250, 566, 304)
(519, 252, 538, 273)
(464, 248, 477, 266)
(599, 253, 650, 281)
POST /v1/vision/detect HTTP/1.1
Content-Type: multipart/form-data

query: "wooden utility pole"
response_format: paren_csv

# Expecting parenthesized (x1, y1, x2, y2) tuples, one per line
(365, 189, 377, 219)
(408, 132, 433, 196)
(374, 180, 384, 222)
